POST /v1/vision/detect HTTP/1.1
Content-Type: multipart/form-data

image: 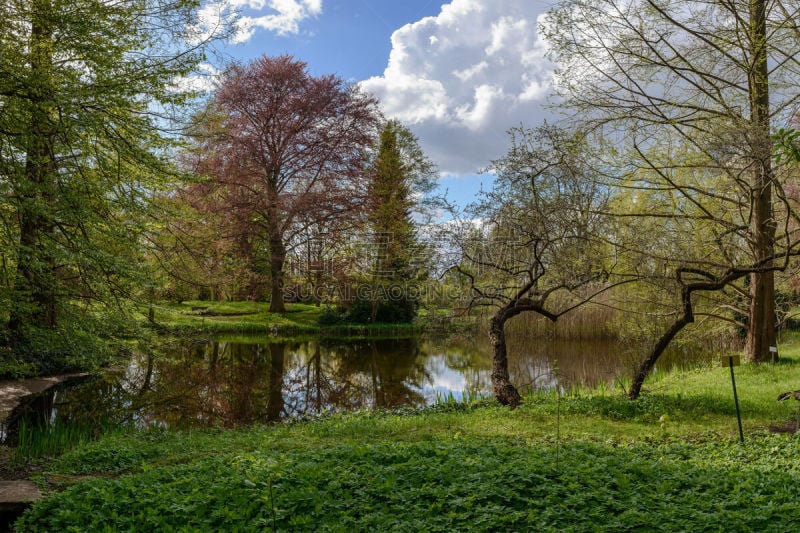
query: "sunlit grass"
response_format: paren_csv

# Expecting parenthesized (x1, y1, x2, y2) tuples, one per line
(141, 301, 424, 336)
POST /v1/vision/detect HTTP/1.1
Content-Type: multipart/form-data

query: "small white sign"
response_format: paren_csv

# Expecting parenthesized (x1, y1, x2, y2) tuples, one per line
(769, 346, 778, 353)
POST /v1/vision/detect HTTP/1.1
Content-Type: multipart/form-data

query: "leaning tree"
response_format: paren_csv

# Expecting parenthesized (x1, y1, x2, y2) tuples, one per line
(446, 124, 628, 407)
(189, 55, 381, 312)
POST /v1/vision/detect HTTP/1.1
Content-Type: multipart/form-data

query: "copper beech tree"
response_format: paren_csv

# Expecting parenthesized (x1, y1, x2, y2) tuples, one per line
(189, 55, 381, 311)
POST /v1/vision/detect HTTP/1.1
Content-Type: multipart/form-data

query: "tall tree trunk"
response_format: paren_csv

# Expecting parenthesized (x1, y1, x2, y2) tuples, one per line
(489, 313, 522, 408)
(9, 0, 57, 334)
(268, 234, 286, 313)
(266, 179, 286, 313)
(745, 0, 777, 363)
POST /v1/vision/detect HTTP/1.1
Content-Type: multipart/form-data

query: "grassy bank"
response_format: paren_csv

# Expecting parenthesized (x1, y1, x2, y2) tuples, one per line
(142, 301, 429, 337)
(14, 334, 800, 530)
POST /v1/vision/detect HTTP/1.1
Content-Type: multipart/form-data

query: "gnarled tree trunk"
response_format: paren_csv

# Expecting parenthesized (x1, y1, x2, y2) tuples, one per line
(629, 268, 747, 399)
(629, 289, 694, 400)
(489, 312, 522, 408)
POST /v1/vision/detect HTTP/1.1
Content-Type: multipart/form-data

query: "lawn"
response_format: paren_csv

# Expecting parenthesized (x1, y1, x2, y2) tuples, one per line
(144, 301, 421, 336)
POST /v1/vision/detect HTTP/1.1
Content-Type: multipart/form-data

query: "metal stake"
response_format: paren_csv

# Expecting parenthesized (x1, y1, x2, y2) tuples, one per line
(727, 355, 744, 443)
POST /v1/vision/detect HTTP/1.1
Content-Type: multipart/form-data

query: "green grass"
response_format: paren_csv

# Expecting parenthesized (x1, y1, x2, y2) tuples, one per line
(142, 301, 423, 336)
(14, 333, 800, 531)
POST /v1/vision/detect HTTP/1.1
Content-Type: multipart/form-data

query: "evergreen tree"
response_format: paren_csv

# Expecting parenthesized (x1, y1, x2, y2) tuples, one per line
(370, 121, 417, 280)
(364, 120, 437, 322)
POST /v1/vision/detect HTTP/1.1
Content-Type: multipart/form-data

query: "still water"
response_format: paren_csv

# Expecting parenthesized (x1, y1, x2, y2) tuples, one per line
(2, 334, 711, 439)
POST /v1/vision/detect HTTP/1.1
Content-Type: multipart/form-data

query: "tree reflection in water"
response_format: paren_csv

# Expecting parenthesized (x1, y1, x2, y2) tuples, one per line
(4, 335, 710, 437)
(5, 337, 442, 435)
(283, 338, 429, 416)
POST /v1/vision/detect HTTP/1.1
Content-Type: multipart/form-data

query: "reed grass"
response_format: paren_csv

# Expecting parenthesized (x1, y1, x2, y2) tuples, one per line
(12, 418, 100, 465)
(506, 295, 618, 340)
(433, 389, 486, 406)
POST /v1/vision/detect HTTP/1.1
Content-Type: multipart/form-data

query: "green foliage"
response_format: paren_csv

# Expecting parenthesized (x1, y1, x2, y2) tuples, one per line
(0, 354, 39, 379)
(317, 306, 344, 326)
(0, 0, 218, 365)
(12, 344, 800, 530)
(773, 128, 800, 163)
(16, 433, 800, 532)
(359, 120, 438, 324)
(369, 121, 418, 279)
(337, 290, 418, 324)
(0, 304, 141, 377)
(5, 324, 113, 377)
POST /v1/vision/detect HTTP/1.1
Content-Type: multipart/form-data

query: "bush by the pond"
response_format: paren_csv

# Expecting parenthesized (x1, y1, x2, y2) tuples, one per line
(321, 287, 418, 325)
(1, 323, 116, 378)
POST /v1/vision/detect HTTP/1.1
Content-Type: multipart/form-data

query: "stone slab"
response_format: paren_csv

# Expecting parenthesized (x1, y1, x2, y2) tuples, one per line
(0, 481, 41, 511)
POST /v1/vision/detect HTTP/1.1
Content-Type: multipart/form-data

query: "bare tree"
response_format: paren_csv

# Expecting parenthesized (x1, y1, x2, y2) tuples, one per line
(545, 0, 800, 363)
(446, 125, 626, 407)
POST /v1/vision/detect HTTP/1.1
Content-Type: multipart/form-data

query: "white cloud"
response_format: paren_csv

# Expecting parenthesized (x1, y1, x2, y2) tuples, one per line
(236, 0, 322, 42)
(455, 84, 507, 131)
(453, 61, 488, 82)
(192, 0, 322, 44)
(173, 63, 221, 93)
(360, 0, 556, 175)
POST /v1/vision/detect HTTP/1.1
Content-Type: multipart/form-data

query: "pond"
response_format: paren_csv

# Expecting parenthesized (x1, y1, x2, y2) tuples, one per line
(1, 333, 719, 442)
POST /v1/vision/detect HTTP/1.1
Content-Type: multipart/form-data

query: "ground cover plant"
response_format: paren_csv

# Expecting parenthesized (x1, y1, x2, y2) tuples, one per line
(13, 334, 800, 531)
(17, 435, 800, 532)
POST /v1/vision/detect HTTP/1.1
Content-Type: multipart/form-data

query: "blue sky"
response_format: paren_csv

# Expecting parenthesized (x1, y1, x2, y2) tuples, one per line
(198, 1, 557, 208)
(225, 2, 444, 80)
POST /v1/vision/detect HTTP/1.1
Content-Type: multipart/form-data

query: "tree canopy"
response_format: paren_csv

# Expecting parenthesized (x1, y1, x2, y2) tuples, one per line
(187, 55, 381, 312)
(544, 0, 800, 363)
(0, 0, 217, 366)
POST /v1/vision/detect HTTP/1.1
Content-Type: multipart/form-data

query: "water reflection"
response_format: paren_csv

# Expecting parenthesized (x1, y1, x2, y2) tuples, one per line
(3, 335, 713, 439)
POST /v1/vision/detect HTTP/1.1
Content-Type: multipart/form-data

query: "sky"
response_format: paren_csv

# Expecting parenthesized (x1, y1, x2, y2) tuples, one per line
(200, 0, 559, 207)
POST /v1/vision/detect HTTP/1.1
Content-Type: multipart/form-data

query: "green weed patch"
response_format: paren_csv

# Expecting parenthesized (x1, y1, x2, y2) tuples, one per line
(17, 435, 800, 532)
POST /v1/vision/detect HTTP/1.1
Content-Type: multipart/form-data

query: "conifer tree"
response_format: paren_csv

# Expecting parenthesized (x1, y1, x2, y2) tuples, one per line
(364, 120, 437, 322)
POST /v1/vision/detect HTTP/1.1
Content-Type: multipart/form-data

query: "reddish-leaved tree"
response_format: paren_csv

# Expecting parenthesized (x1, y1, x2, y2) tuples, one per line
(190, 55, 381, 311)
